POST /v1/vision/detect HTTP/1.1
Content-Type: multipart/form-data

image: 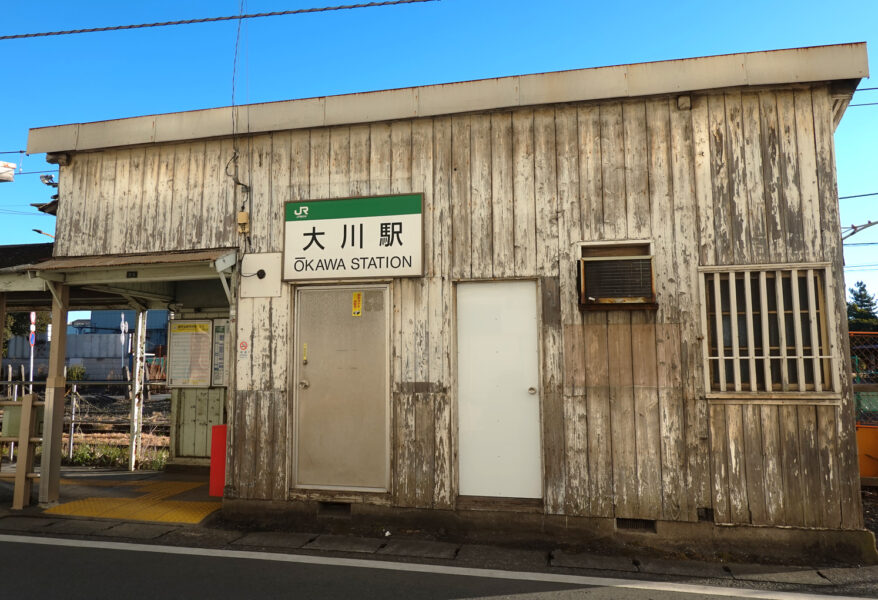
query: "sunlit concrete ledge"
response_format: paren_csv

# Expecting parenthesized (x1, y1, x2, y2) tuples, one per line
(220, 497, 878, 566)
(27, 43, 868, 154)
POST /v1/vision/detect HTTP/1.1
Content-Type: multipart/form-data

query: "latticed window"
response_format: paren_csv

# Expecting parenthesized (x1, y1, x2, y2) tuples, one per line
(700, 265, 838, 395)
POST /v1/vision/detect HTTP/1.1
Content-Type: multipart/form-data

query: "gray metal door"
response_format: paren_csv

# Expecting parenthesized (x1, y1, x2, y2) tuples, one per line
(294, 286, 389, 491)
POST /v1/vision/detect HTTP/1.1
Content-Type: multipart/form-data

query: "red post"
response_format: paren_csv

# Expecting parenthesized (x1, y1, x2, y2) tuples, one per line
(209, 424, 228, 497)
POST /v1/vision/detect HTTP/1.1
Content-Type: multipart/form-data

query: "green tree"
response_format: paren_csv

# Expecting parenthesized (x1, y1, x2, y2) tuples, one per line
(848, 281, 878, 332)
(3, 311, 51, 358)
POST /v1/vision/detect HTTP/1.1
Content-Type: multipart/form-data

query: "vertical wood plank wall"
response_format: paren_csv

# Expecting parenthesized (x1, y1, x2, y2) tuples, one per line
(54, 84, 861, 529)
(170, 387, 226, 459)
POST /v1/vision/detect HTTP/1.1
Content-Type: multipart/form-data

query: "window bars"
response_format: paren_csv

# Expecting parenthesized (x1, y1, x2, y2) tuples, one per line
(699, 265, 838, 395)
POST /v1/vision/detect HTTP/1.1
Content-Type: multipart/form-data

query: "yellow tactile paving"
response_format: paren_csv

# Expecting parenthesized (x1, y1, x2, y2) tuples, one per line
(45, 479, 221, 524)
(48, 496, 130, 515)
(119, 501, 222, 523)
(59, 478, 142, 487)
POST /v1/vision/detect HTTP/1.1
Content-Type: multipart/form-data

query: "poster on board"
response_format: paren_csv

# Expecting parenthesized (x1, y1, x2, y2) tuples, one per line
(168, 320, 213, 387)
(212, 319, 229, 387)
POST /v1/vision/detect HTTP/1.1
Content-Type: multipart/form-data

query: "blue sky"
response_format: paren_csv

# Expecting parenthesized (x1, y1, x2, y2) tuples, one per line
(2, 0, 877, 311)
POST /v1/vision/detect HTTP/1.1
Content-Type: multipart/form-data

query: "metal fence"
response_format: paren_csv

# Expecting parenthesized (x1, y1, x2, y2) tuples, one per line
(852, 332, 878, 425)
(852, 332, 878, 383)
(0, 372, 167, 468)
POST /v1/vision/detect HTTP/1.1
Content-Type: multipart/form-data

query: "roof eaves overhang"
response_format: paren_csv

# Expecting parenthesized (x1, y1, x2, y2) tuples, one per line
(0, 242, 54, 270)
(0, 270, 47, 293)
(0, 247, 54, 293)
(27, 43, 869, 155)
(30, 199, 58, 215)
(829, 78, 861, 130)
(0, 266, 173, 311)
(1, 287, 148, 311)
(29, 248, 237, 287)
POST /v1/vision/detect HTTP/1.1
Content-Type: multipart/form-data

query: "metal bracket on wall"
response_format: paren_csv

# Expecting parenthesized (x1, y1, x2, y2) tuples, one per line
(121, 295, 146, 312)
(80, 285, 173, 305)
(45, 279, 62, 306)
(218, 276, 232, 305)
(213, 251, 237, 305)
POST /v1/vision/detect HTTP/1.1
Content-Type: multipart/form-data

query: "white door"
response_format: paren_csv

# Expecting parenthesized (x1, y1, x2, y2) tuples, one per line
(456, 280, 542, 498)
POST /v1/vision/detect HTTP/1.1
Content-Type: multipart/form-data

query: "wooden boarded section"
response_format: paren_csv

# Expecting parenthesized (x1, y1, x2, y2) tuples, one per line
(171, 387, 225, 459)
(709, 402, 846, 527)
(56, 85, 860, 529)
(228, 291, 291, 501)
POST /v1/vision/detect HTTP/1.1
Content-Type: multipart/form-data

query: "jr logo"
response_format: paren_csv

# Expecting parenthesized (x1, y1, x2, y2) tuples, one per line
(293, 206, 309, 219)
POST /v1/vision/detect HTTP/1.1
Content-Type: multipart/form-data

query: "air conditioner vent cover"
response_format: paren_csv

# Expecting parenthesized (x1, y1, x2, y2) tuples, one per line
(583, 258, 652, 299)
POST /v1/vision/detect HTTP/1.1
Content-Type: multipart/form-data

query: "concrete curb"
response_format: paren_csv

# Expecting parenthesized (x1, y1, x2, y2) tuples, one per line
(2, 512, 878, 592)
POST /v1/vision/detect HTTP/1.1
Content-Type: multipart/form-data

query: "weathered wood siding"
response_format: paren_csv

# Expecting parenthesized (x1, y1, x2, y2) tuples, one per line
(229, 293, 291, 501)
(55, 84, 860, 528)
(170, 387, 225, 459)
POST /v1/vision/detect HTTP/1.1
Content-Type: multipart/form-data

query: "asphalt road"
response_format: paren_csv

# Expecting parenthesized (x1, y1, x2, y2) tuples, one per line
(1, 535, 872, 600)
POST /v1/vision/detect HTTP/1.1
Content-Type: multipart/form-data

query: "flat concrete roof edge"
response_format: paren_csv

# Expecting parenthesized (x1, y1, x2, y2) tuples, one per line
(27, 43, 868, 154)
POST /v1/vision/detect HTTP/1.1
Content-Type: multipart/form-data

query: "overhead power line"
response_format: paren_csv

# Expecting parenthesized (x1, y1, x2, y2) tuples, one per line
(839, 192, 878, 200)
(842, 220, 878, 240)
(0, 209, 51, 216)
(850, 102, 878, 107)
(0, 0, 438, 41)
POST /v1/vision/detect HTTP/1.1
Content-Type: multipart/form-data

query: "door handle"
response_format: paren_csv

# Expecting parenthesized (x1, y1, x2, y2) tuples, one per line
(528, 387, 537, 395)
(298, 380, 310, 390)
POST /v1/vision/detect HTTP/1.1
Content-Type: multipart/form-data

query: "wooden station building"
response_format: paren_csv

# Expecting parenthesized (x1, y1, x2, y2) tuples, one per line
(21, 43, 876, 560)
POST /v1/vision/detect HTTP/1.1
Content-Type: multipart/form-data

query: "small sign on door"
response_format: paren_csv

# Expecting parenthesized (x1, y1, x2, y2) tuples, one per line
(352, 292, 363, 317)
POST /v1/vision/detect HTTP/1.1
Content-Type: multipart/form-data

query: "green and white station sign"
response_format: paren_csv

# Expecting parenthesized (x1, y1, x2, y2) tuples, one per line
(283, 194, 423, 280)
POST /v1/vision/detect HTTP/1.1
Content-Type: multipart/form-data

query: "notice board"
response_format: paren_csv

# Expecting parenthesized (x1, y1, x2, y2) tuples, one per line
(168, 320, 213, 387)
(211, 319, 229, 387)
